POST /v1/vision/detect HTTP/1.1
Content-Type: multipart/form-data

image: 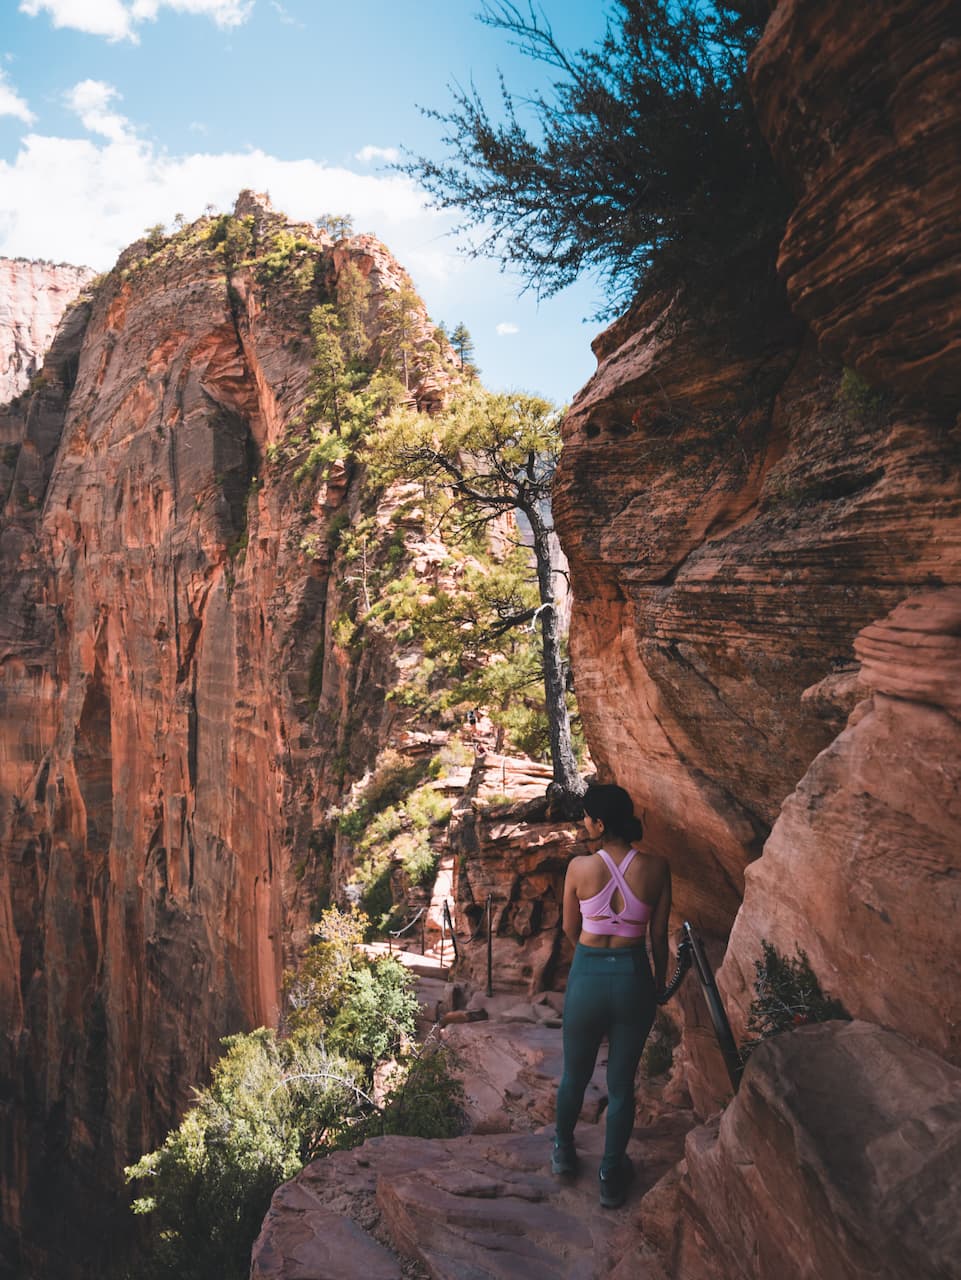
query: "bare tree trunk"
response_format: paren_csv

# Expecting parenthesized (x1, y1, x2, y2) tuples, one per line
(528, 507, 583, 801)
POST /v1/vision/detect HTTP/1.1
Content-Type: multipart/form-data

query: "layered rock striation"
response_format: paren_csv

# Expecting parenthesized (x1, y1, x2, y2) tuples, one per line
(553, 0, 961, 1112)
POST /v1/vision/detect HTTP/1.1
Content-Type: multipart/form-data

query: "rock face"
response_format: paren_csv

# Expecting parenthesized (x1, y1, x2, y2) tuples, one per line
(552, 0, 961, 1111)
(0, 257, 95, 404)
(448, 755, 583, 996)
(0, 194, 459, 1277)
(642, 1022, 961, 1280)
(718, 591, 961, 1065)
(750, 0, 961, 406)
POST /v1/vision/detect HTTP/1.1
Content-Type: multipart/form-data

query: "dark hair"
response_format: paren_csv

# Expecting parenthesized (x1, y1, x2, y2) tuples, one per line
(582, 783, 644, 843)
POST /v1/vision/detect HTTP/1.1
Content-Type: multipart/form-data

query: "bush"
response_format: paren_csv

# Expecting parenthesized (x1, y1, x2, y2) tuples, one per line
(328, 957, 419, 1063)
(369, 1046, 466, 1141)
(125, 1029, 364, 1280)
(740, 940, 850, 1061)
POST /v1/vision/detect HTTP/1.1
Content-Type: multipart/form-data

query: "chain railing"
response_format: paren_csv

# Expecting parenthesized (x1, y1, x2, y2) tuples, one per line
(387, 906, 427, 956)
(658, 921, 743, 1092)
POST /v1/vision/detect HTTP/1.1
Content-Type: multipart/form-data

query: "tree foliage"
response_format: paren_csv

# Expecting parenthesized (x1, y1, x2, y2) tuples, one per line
(126, 908, 462, 1279)
(403, 0, 787, 313)
(361, 387, 582, 795)
(124, 1029, 365, 1280)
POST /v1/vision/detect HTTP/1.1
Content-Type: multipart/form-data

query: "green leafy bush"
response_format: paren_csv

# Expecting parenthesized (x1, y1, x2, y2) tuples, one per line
(741, 940, 850, 1061)
(126, 907, 441, 1278)
(125, 1029, 364, 1280)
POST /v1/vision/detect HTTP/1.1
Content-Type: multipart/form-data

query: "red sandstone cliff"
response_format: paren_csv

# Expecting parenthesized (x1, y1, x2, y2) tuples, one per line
(0, 257, 95, 405)
(553, 0, 961, 1115)
(0, 193, 459, 1277)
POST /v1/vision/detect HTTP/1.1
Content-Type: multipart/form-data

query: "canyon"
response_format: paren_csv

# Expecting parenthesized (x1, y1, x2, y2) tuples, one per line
(2, 0, 961, 1276)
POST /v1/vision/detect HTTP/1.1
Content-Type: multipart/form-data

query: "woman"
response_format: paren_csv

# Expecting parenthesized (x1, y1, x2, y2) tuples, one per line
(553, 783, 671, 1208)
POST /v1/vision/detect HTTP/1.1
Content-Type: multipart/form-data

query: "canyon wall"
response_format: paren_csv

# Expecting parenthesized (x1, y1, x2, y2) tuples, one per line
(0, 194, 457, 1278)
(553, 0, 961, 1116)
(0, 258, 94, 405)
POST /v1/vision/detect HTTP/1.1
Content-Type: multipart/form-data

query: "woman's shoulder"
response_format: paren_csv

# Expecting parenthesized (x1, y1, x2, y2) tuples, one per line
(631, 847, 671, 875)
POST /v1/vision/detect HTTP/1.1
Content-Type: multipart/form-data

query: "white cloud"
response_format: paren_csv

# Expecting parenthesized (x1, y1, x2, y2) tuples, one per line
(130, 0, 253, 27)
(269, 0, 302, 25)
(496, 321, 520, 336)
(65, 79, 134, 142)
(0, 67, 35, 124)
(20, 0, 253, 42)
(0, 126, 458, 281)
(356, 144, 400, 166)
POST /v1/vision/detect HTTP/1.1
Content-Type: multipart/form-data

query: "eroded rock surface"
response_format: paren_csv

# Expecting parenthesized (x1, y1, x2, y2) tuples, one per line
(751, 0, 961, 404)
(252, 1118, 692, 1280)
(448, 759, 583, 995)
(643, 1022, 961, 1280)
(0, 257, 94, 405)
(719, 591, 961, 1065)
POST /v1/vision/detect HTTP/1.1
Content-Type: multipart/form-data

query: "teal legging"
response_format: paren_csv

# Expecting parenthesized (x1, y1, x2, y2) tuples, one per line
(555, 943, 656, 1171)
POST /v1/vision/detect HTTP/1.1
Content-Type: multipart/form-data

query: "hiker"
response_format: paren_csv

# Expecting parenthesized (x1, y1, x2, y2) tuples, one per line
(552, 783, 672, 1208)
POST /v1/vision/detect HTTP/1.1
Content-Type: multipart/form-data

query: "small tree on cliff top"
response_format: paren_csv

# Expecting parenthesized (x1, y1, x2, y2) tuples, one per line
(401, 0, 785, 313)
(363, 386, 583, 800)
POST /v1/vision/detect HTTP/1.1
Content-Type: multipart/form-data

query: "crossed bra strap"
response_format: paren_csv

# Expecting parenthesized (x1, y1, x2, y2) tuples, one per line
(579, 848, 653, 937)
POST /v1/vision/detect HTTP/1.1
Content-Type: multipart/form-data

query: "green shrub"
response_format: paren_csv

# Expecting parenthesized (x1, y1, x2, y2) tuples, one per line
(376, 1046, 466, 1139)
(328, 957, 419, 1063)
(837, 367, 890, 421)
(740, 940, 850, 1061)
(125, 1028, 364, 1280)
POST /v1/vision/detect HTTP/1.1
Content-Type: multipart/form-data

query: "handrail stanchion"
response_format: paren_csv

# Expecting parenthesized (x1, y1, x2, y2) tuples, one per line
(486, 893, 494, 998)
(443, 899, 459, 961)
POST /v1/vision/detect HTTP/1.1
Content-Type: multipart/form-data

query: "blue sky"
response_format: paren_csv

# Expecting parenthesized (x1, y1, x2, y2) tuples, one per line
(0, 1, 612, 403)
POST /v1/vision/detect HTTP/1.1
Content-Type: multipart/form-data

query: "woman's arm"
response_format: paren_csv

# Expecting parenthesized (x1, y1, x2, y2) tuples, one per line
(562, 858, 584, 948)
(649, 860, 672, 994)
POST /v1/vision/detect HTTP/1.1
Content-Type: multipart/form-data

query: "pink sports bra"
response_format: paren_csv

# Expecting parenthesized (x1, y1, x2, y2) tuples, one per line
(579, 849, 653, 939)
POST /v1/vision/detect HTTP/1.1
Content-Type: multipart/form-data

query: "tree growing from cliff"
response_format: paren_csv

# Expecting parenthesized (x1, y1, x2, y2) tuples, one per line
(450, 321, 478, 377)
(379, 283, 423, 390)
(126, 908, 461, 1280)
(363, 387, 583, 800)
(402, 0, 787, 312)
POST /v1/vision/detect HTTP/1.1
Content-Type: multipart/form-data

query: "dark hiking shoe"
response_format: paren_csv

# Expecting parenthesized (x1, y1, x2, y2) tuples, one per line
(598, 1156, 634, 1208)
(551, 1140, 578, 1176)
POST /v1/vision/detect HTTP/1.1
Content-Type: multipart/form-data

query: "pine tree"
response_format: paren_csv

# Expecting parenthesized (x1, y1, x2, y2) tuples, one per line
(402, 0, 786, 313)
(336, 261, 370, 363)
(379, 284, 421, 390)
(363, 388, 583, 800)
(450, 322, 475, 371)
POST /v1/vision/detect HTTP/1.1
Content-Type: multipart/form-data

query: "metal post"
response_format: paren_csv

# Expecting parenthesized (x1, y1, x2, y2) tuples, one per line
(486, 893, 494, 998)
(443, 899, 459, 961)
(684, 922, 743, 1092)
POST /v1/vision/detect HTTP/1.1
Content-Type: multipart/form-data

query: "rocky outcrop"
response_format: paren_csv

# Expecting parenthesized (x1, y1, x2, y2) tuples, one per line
(448, 756, 583, 995)
(718, 591, 961, 1065)
(251, 1058, 692, 1280)
(642, 1022, 961, 1280)
(0, 194, 459, 1277)
(0, 258, 95, 405)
